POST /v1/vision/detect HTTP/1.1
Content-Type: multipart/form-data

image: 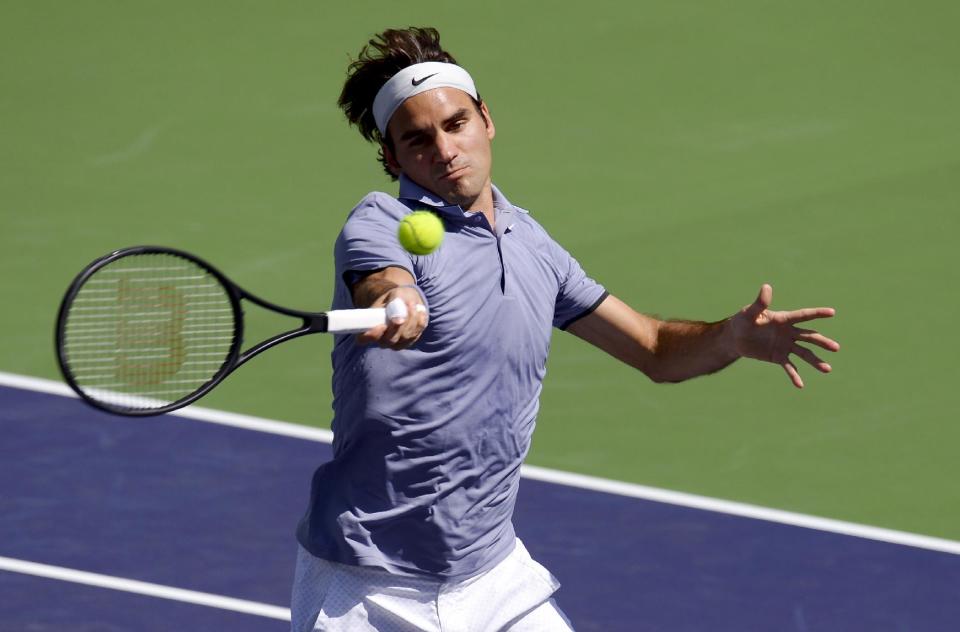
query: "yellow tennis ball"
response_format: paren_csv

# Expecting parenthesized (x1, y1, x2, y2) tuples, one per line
(398, 210, 444, 255)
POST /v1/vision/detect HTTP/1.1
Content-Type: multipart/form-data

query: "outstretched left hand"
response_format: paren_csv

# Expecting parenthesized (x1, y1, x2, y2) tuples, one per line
(730, 284, 840, 388)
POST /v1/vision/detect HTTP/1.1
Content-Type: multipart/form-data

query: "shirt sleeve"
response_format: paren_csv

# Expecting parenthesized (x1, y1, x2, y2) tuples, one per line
(334, 193, 416, 304)
(550, 238, 608, 330)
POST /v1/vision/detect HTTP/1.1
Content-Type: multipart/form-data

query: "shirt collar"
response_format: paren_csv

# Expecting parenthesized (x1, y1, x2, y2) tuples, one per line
(398, 174, 449, 209)
(397, 175, 528, 224)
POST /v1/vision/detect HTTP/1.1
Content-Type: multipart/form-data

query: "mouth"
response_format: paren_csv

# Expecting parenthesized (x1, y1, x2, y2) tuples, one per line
(439, 166, 469, 181)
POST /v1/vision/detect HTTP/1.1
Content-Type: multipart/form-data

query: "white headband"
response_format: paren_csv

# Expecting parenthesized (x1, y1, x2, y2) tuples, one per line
(372, 61, 478, 135)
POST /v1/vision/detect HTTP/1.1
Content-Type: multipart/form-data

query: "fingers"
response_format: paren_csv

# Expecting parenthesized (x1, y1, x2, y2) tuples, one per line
(744, 283, 773, 319)
(356, 318, 417, 349)
(378, 308, 422, 350)
(782, 307, 836, 324)
(355, 324, 387, 346)
(736, 288, 838, 388)
(780, 341, 833, 389)
(356, 291, 429, 350)
(782, 359, 804, 389)
(791, 343, 832, 373)
(794, 329, 841, 352)
(415, 303, 429, 329)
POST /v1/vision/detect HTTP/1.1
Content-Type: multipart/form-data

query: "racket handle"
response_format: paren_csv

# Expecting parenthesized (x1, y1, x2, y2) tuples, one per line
(326, 298, 427, 334)
(326, 307, 388, 333)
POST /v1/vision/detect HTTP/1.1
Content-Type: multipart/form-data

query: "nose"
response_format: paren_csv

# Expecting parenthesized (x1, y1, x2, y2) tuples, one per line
(433, 132, 457, 163)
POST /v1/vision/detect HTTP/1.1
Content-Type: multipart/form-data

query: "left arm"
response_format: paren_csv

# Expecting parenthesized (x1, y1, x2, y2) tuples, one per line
(567, 284, 839, 388)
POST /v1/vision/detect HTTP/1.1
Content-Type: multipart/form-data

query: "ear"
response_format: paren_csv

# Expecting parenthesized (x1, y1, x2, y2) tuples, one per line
(480, 101, 496, 140)
(381, 142, 403, 177)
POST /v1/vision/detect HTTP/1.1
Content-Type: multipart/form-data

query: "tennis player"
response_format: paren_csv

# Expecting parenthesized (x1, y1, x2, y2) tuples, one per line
(291, 27, 839, 631)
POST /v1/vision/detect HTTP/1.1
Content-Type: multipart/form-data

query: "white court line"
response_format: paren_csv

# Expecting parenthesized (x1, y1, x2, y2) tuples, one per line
(519, 465, 960, 555)
(3, 369, 960, 561)
(0, 556, 290, 621)
(0, 370, 333, 442)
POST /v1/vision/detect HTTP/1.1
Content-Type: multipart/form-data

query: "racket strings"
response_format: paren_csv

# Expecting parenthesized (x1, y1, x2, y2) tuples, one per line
(62, 254, 237, 411)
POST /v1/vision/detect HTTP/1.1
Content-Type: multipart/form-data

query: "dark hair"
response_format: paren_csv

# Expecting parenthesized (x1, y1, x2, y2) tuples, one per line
(338, 27, 480, 180)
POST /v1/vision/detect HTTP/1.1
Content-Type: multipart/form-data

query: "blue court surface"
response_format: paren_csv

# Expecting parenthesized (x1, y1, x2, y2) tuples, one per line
(2, 377, 959, 631)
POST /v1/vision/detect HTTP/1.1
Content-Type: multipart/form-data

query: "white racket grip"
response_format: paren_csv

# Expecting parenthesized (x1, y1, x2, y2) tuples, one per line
(325, 307, 387, 334)
(326, 298, 428, 334)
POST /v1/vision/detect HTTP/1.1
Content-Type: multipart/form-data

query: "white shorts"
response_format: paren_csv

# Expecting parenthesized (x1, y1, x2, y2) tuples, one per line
(290, 538, 575, 631)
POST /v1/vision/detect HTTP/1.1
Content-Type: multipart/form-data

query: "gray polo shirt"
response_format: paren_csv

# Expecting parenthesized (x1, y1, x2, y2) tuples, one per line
(296, 176, 607, 579)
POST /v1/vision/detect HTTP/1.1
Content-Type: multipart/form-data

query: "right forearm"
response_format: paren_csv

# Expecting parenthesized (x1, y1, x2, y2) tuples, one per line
(348, 266, 427, 350)
(349, 266, 416, 308)
(352, 276, 398, 308)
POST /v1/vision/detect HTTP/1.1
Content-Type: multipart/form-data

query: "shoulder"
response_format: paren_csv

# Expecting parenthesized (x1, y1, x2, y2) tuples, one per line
(509, 204, 555, 244)
(346, 191, 411, 224)
(507, 204, 583, 274)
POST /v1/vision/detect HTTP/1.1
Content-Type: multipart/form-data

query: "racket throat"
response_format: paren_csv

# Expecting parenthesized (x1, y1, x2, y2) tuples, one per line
(304, 314, 330, 334)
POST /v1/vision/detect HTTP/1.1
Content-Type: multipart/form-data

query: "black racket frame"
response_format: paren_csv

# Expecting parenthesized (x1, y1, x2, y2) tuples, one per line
(55, 245, 332, 416)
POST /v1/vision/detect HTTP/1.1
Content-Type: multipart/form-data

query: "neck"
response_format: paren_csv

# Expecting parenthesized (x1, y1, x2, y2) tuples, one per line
(462, 186, 495, 228)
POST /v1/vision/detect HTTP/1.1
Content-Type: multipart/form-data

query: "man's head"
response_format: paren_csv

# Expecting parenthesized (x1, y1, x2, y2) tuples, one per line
(339, 28, 495, 209)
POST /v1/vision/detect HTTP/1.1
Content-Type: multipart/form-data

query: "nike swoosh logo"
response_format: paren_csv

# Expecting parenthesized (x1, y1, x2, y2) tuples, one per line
(411, 73, 438, 86)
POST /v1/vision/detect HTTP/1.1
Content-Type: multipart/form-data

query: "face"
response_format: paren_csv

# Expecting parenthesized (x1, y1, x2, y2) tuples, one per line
(383, 88, 495, 211)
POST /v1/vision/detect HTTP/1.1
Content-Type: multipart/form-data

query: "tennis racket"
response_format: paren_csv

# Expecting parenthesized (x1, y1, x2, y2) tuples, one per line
(55, 245, 417, 416)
